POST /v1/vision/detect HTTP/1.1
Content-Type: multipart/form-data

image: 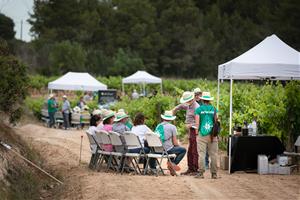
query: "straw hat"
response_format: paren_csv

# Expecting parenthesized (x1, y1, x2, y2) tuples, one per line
(118, 108, 125, 113)
(73, 106, 81, 113)
(62, 95, 67, 99)
(83, 105, 89, 110)
(92, 109, 102, 116)
(193, 88, 202, 94)
(161, 110, 176, 121)
(180, 91, 195, 104)
(114, 111, 129, 122)
(102, 110, 115, 121)
(200, 91, 214, 101)
(48, 94, 54, 99)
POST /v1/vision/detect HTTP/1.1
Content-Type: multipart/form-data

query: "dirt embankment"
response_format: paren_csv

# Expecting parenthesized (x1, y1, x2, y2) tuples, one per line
(12, 124, 300, 200)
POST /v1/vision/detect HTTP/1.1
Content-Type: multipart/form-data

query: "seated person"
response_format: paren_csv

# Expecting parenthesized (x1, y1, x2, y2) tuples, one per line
(87, 114, 101, 150)
(112, 110, 130, 134)
(155, 110, 187, 175)
(98, 110, 115, 152)
(118, 108, 133, 129)
(130, 113, 156, 169)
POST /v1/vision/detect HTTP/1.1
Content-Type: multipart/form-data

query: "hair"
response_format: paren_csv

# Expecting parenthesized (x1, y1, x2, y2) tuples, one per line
(203, 100, 210, 104)
(103, 116, 114, 125)
(133, 113, 145, 126)
(90, 115, 101, 126)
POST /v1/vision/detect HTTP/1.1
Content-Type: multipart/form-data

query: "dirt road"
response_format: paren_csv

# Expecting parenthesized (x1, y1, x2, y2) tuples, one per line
(16, 124, 300, 200)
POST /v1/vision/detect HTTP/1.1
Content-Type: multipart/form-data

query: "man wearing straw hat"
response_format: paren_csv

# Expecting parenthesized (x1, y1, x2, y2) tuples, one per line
(155, 110, 186, 176)
(172, 91, 200, 175)
(194, 91, 218, 179)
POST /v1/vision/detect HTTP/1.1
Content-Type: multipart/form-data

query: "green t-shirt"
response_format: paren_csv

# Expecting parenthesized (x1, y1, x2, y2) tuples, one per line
(47, 99, 57, 113)
(195, 104, 216, 136)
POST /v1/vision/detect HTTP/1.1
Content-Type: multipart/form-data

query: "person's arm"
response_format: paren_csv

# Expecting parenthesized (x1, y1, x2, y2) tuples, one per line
(172, 126, 179, 146)
(194, 113, 200, 135)
(172, 104, 186, 114)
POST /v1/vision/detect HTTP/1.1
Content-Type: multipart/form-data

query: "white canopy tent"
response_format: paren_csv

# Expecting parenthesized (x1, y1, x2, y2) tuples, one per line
(48, 72, 107, 92)
(122, 70, 163, 95)
(217, 34, 300, 173)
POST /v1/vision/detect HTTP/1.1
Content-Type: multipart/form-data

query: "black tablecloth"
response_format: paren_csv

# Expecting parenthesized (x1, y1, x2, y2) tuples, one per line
(229, 135, 285, 173)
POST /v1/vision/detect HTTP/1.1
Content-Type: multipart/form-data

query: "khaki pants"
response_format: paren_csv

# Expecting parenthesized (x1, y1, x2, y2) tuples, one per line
(197, 135, 218, 174)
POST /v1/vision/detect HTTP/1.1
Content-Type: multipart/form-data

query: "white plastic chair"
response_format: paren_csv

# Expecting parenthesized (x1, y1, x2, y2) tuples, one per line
(145, 132, 176, 176)
(108, 131, 127, 173)
(94, 130, 113, 171)
(71, 113, 81, 129)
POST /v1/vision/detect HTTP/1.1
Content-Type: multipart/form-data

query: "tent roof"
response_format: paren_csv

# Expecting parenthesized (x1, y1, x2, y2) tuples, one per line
(48, 72, 107, 91)
(122, 71, 162, 84)
(218, 34, 300, 80)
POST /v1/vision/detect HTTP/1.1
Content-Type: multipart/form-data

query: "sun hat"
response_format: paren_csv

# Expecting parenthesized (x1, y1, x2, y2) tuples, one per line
(161, 110, 176, 121)
(118, 108, 125, 113)
(114, 111, 129, 122)
(180, 91, 195, 104)
(73, 106, 81, 113)
(92, 109, 102, 116)
(48, 94, 54, 99)
(193, 88, 202, 94)
(200, 91, 214, 101)
(62, 95, 67, 99)
(102, 110, 115, 121)
(83, 105, 89, 110)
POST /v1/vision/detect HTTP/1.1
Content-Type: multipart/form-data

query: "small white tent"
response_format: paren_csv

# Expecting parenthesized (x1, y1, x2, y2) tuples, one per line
(122, 71, 162, 95)
(217, 34, 300, 173)
(48, 72, 107, 91)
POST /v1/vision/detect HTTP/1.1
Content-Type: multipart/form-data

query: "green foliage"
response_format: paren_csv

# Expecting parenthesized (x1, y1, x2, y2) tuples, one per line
(0, 40, 28, 123)
(28, 75, 58, 90)
(25, 97, 45, 119)
(49, 40, 86, 75)
(0, 13, 15, 40)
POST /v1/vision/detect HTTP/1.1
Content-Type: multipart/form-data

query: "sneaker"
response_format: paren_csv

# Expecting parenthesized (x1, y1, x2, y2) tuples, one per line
(211, 173, 217, 179)
(194, 172, 204, 179)
(167, 161, 180, 171)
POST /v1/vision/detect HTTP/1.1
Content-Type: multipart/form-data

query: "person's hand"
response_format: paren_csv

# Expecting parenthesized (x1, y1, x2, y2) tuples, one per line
(185, 124, 192, 128)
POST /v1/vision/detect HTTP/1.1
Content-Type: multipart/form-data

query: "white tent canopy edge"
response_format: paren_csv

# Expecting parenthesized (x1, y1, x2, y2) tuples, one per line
(217, 34, 300, 174)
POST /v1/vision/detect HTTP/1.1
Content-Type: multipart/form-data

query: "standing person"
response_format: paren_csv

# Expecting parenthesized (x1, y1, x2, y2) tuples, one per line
(131, 89, 139, 100)
(77, 96, 86, 109)
(172, 91, 199, 175)
(61, 95, 71, 130)
(194, 92, 218, 179)
(47, 94, 57, 128)
(155, 111, 186, 176)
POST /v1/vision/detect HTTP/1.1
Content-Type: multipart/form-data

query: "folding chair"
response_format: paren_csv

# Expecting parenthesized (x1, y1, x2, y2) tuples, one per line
(108, 131, 127, 173)
(54, 112, 64, 128)
(145, 132, 177, 176)
(71, 112, 81, 129)
(41, 109, 50, 127)
(85, 130, 100, 169)
(122, 131, 146, 174)
(94, 130, 113, 172)
(284, 136, 300, 171)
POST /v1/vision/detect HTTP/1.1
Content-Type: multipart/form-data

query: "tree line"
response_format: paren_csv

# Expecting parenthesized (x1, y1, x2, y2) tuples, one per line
(2, 0, 300, 78)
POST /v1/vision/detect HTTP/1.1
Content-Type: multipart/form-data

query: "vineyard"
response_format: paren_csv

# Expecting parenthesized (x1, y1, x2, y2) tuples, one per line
(26, 75, 300, 149)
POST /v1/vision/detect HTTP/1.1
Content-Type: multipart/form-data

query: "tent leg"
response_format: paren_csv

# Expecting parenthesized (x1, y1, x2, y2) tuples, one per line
(122, 83, 124, 96)
(228, 78, 233, 174)
(217, 78, 220, 111)
(143, 82, 146, 97)
(160, 82, 163, 94)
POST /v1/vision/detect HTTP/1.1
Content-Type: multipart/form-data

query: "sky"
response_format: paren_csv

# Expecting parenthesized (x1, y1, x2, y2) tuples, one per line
(0, 0, 34, 42)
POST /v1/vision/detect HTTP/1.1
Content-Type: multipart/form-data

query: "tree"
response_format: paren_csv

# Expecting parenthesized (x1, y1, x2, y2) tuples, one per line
(0, 39, 28, 123)
(0, 13, 15, 40)
(49, 41, 86, 75)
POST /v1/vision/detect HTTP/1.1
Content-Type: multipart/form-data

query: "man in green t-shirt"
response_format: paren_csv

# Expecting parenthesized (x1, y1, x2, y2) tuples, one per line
(48, 94, 57, 128)
(194, 91, 218, 179)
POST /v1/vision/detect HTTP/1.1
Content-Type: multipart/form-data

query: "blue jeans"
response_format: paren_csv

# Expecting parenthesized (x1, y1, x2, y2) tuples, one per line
(129, 147, 156, 169)
(49, 111, 56, 127)
(167, 146, 186, 165)
(63, 112, 70, 129)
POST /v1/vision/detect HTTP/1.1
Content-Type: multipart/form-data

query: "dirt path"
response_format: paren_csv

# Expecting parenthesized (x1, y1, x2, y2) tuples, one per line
(16, 124, 300, 200)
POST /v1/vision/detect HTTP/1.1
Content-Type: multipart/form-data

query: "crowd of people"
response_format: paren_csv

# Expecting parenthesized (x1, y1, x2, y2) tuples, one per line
(87, 88, 219, 179)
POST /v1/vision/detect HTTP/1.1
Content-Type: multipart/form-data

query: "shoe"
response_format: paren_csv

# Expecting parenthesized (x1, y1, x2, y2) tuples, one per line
(211, 173, 217, 179)
(167, 161, 180, 171)
(167, 165, 176, 176)
(194, 172, 204, 179)
(180, 169, 193, 175)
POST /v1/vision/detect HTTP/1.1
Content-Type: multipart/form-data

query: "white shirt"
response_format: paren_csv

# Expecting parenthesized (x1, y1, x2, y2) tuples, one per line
(87, 126, 97, 153)
(131, 125, 152, 147)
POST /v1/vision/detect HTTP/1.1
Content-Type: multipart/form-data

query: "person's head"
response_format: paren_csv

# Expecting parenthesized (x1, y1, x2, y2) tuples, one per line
(200, 91, 214, 104)
(49, 93, 55, 99)
(90, 115, 101, 126)
(114, 110, 129, 124)
(180, 91, 195, 106)
(62, 95, 67, 101)
(193, 88, 202, 101)
(133, 89, 137, 93)
(161, 110, 176, 122)
(80, 96, 84, 101)
(102, 110, 115, 125)
(92, 109, 102, 117)
(133, 112, 146, 126)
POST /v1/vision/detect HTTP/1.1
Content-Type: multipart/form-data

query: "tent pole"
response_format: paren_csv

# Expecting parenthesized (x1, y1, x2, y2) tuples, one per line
(122, 82, 124, 96)
(228, 78, 233, 174)
(143, 82, 146, 97)
(217, 78, 220, 111)
(160, 82, 163, 94)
